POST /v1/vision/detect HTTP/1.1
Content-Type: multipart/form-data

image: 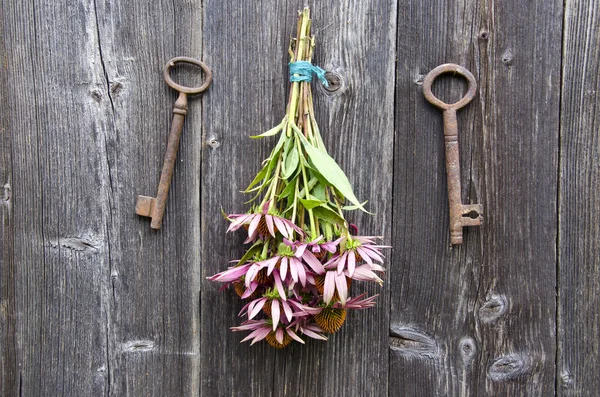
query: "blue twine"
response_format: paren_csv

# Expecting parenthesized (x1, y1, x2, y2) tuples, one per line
(289, 61, 329, 87)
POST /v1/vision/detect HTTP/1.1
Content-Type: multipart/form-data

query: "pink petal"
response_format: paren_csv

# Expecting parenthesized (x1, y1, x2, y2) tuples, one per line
(250, 328, 271, 345)
(241, 327, 269, 344)
(296, 262, 307, 287)
(347, 252, 356, 278)
(302, 328, 327, 341)
(241, 282, 258, 299)
(261, 200, 271, 214)
(273, 271, 287, 301)
(362, 246, 384, 262)
(227, 214, 252, 232)
(247, 215, 261, 239)
(266, 257, 279, 275)
(323, 271, 336, 304)
(295, 244, 307, 258)
(286, 328, 305, 344)
(289, 258, 299, 282)
(337, 252, 347, 274)
(265, 215, 276, 237)
(280, 257, 288, 281)
(357, 247, 373, 266)
(271, 217, 288, 238)
(302, 251, 325, 274)
(334, 273, 348, 305)
(281, 300, 293, 322)
(245, 265, 258, 287)
(248, 298, 267, 319)
(275, 328, 284, 344)
(271, 300, 280, 331)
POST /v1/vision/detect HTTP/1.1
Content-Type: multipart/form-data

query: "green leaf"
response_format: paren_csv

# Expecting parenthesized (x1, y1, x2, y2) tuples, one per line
(312, 183, 327, 201)
(312, 205, 346, 227)
(238, 241, 263, 265)
(299, 198, 326, 210)
(342, 201, 369, 211)
(282, 146, 299, 179)
(250, 118, 286, 139)
(295, 131, 369, 213)
(244, 164, 269, 192)
(278, 175, 298, 199)
(297, 177, 319, 199)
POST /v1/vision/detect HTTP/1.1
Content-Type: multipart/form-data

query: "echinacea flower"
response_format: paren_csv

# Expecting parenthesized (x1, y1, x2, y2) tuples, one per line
(334, 235, 390, 277)
(232, 319, 324, 348)
(313, 294, 379, 333)
(227, 201, 304, 243)
(292, 235, 337, 261)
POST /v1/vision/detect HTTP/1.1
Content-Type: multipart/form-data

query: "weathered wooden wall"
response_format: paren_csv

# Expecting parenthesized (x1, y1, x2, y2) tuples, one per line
(0, 0, 598, 396)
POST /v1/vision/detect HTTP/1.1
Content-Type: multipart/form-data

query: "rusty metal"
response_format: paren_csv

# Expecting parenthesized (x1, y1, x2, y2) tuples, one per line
(136, 57, 212, 230)
(422, 63, 483, 245)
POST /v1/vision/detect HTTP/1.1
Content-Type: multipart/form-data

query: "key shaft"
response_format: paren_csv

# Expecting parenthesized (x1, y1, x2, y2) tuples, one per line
(423, 64, 483, 245)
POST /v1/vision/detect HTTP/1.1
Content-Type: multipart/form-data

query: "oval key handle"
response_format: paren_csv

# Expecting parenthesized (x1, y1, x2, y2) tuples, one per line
(422, 64, 477, 111)
(164, 56, 212, 94)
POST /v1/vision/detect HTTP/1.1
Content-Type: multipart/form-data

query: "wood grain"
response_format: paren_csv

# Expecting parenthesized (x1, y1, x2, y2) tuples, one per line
(1, 0, 113, 394)
(94, 0, 203, 395)
(558, 0, 600, 395)
(1, 0, 599, 395)
(392, 0, 562, 395)
(0, 6, 17, 394)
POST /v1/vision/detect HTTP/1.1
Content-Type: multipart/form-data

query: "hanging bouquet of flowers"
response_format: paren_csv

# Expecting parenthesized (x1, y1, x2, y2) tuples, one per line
(208, 7, 389, 348)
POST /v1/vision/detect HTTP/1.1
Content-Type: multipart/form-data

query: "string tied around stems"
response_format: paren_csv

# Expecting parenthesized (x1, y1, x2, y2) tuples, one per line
(289, 61, 329, 87)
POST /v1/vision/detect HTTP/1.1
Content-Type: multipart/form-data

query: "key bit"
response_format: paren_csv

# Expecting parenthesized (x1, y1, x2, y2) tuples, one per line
(136, 57, 212, 230)
(422, 63, 483, 245)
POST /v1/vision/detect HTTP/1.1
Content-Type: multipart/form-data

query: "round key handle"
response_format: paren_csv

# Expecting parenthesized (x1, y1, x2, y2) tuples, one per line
(164, 57, 212, 94)
(422, 64, 477, 110)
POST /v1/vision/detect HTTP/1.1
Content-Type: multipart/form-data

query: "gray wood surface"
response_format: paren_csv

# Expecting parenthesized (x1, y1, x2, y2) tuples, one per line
(0, 0, 598, 396)
(558, 0, 600, 394)
(392, 0, 562, 395)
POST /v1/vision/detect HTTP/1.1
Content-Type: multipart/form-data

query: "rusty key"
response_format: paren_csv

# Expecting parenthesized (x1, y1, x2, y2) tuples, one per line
(422, 64, 483, 245)
(136, 57, 212, 229)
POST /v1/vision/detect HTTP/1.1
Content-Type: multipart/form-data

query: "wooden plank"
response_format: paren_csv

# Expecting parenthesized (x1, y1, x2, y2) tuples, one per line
(0, 0, 114, 394)
(0, 7, 18, 394)
(392, 0, 562, 395)
(200, 1, 396, 395)
(93, 0, 203, 395)
(558, 1, 600, 395)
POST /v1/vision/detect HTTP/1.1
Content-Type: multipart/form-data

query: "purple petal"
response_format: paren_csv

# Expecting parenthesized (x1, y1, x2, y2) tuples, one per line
(323, 271, 336, 304)
(273, 217, 289, 238)
(302, 328, 328, 341)
(266, 257, 279, 275)
(302, 251, 325, 274)
(337, 252, 347, 274)
(289, 258, 299, 283)
(247, 215, 261, 239)
(281, 300, 293, 322)
(273, 271, 287, 301)
(249, 298, 267, 319)
(265, 215, 276, 237)
(286, 328, 305, 344)
(280, 257, 288, 281)
(250, 328, 271, 345)
(294, 243, 307, 258)
(241, 282, 258, 299)
(271, 300, 280, 331)
(296, 261, 307, 287)
(275, 328, 284, 344)
(334, 273, 348, 305)
(261, 200, 271, 214)
(347, 252, 356, 277)
(356, 247, 373, 266)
